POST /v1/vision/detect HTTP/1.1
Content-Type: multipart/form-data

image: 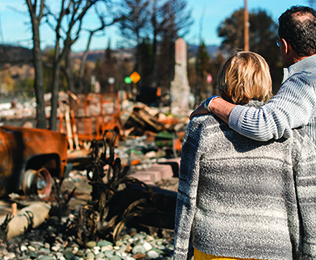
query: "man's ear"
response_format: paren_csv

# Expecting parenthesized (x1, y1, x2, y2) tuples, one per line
(281, 38, 289, 55)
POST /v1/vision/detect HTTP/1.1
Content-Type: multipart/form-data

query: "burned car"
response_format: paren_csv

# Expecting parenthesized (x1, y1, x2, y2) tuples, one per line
(0, 125, 71, 197)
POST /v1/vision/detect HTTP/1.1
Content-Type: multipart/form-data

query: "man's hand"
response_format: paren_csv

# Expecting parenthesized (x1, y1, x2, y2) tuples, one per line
(189, 100, 209, 120)
(189, 97, 235, 123)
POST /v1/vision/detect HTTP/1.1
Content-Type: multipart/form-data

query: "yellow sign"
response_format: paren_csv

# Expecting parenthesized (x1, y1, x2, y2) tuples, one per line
(130, 71, 141, 83)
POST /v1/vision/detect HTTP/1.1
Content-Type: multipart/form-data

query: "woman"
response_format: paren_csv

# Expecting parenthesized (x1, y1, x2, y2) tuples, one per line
(173, 51, 316, 260)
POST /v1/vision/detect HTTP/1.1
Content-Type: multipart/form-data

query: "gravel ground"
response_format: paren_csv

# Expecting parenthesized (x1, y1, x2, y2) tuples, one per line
(0, 223, 176, 260)
(0, 170, 181, 260)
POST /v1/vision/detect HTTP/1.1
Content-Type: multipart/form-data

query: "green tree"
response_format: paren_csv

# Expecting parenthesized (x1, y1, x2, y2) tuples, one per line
(150, 0, 193, 87)
(208, 52, 225, 95)
(118, 0, 192, 94)
(156, 34, 173, 95)
(14, 78, 35, 94)
(118, 0, 150, 72)
(96, 42, 119, 92)
(138, 38, 153, 88)
(217, 8, 283, 93)
(194, 41, 210, 106)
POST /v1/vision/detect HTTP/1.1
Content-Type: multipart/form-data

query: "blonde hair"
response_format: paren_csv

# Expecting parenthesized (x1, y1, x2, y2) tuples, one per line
(217, 51, 272, 104)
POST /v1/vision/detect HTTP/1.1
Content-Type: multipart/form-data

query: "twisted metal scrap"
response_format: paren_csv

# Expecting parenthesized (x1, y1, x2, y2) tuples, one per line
(76, 130, 156, 245)
(0, 213, 13, 242)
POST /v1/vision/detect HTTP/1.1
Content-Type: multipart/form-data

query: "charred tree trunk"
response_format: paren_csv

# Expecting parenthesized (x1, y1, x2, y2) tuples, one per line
(26, 0, 46, 129)
(64, 48, 75, 93)
(49, 61, 61, 131)
(78, 31, 93, 92)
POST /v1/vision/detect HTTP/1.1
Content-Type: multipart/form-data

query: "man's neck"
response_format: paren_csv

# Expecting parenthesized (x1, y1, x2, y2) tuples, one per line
(293, 55, 313, 64)
(287, 54, 316, 68)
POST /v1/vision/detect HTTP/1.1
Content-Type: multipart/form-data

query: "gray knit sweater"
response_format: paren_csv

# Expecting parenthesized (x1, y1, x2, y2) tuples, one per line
(174, 102, 316, 260)
(229, 55, 316, 143)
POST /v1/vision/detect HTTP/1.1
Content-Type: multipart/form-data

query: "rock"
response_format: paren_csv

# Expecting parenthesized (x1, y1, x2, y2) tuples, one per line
(92, 247, 100, 255)
(128, 228, 137, 236)
(76, 249, 85, 256)
(56, 252, 64, 259)
(27, 245, 36, 251)
(72, 246, 79, 254)
(72, 256, 84, 260)
(97, 241, 113, 247)
(143, 242, 152, 252)
(39, 248, 51, 254)
(132, 245, 145, 255)
(115, 240, 124, 247)
(30, 241, 44, 248)
(108, 256, 121, 260)
(85, 252, 95, 260)
(147, 250, 159, 259)
(64, 250, 75, 259)
(95, 252, 105, 259)
(117, 244, 127, 254)
(145, 235, 155, 242)
(18, 256, 33, 260)
(86, 241, 97, 248)
(101, 245, 113, 252)
(20, 245, 28, 252)
(51, 245, 61, 252)
(3, 252, 16, 260)
(132, 253, 147, 259)
(26, 250, 38, 258)
(38, 257, 56, 260)
(103, 249, 114, 257)
(121, 234, 131, 240)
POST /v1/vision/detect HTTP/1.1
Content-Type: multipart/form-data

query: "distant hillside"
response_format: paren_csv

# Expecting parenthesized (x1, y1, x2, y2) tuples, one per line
(71, 49, 105, 61)
(187, 44, 219, 58)
(0, 45, 33, 65)
(0, 44, 220, 65)
(71, 48, 135, 62)
(71, 44, 219, 62)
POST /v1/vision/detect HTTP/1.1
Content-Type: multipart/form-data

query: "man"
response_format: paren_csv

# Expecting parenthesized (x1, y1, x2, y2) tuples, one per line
(174, 51, 316, 260)
(190, 5, 316, 143)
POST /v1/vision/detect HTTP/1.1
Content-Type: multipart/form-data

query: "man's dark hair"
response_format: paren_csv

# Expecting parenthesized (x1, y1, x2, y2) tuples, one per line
(278, 5, 316, 56)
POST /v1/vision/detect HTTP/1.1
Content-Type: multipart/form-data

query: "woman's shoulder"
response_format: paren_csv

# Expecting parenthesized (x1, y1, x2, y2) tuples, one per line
(185, 114, 229, 145)
(188, 114, 224, 133)
(190, 113, 223, 125)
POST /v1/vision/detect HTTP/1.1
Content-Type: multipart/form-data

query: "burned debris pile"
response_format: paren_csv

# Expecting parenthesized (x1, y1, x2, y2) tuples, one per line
(0, 92, 192, 260)
(0, 130, 178, 259)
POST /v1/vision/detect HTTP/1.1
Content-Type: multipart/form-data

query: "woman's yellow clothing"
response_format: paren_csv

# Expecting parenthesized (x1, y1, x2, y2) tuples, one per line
(194, 249, 258, 260)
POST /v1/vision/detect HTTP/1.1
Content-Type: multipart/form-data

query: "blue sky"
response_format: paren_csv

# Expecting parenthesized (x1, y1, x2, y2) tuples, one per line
(0, 0, 311, 52)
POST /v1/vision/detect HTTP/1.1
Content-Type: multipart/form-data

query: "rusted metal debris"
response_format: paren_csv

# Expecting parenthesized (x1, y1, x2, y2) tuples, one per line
(0, 202, 51, 241)
(0, 125, 71, 198)
(59, 92, 186, 151)
(59, 92, 123, 150)
(0, 92, 185, 243)
(123, 106, 169, 136)
(0, 128, 178, 245)
(73, 130, 158, 245)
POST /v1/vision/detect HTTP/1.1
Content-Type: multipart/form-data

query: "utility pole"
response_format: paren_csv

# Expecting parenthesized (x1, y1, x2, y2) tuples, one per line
(244, 0, 249, 51)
